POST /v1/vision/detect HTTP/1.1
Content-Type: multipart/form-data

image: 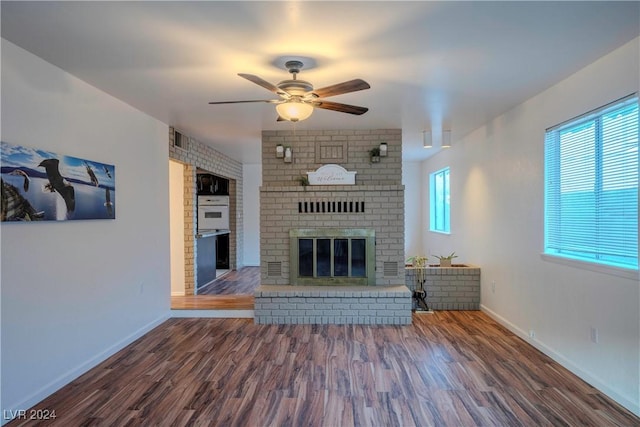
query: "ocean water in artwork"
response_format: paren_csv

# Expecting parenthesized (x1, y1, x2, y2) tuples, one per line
(1, 141, 115, 221)
(1, 175, 116, 220)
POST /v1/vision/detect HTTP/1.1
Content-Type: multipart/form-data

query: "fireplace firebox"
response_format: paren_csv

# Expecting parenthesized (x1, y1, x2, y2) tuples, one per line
(289, 229, 376, 285)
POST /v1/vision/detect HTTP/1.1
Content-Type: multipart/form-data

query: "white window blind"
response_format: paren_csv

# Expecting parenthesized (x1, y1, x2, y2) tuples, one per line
(544, 95, 638, 270)
(430, 167, 450, 233)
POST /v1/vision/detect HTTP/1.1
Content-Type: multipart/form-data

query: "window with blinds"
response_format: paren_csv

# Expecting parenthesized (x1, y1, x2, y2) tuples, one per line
(544, 94, 638, 270)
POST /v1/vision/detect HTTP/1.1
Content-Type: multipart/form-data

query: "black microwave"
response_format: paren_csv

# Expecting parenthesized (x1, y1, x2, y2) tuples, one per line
(197, 173, 229, 196)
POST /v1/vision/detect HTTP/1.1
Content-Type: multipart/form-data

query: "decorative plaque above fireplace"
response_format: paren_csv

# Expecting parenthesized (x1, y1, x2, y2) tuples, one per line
(306, 164, 357, 185)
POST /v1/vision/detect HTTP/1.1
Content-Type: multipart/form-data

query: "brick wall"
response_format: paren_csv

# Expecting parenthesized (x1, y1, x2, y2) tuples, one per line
(405, 266, 481, 310)
(262, 129, 402, 186)
(254, 285, 412, 325)
(169, 127, 243, 295)
(260, 129, 404, 286)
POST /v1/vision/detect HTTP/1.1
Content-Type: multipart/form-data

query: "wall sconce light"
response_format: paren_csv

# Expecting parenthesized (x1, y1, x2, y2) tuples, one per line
(379, 142, 388, 157)
(423, 131, 433, 148)
(284, 146, 292, 163)
(442, 130, 452, 148)
(276, 144, 284, 158)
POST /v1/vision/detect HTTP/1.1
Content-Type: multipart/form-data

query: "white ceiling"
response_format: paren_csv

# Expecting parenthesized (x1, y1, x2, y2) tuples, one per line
(2, 1, 638, 164)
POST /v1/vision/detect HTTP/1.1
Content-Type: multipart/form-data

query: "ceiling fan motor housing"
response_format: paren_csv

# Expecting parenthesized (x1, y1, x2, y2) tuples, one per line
(277, 79, 314, 96)
(278, 60, 314, 96)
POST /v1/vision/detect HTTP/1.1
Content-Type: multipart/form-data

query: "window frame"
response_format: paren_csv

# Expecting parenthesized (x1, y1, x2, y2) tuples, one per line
(543, 94, 639, 274)
(430, 167, 451, 234)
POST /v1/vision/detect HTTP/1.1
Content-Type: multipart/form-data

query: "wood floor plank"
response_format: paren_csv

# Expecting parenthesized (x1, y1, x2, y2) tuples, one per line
(7, 312, 640, 427)
(197, 266, 260, 295)
(170, 294, 254, 310)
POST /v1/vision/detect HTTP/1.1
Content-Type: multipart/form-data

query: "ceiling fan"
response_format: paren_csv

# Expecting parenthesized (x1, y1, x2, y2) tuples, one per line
(208, 60, 370, 122)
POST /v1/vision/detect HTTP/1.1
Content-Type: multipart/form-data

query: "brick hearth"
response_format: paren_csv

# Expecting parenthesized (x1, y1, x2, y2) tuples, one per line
(254, 285, 411, 325)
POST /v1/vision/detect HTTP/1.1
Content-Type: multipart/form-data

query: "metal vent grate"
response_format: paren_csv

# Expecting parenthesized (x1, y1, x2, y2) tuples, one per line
(383, 262, 398, 277)
(173, 130, 190, 151)
(267, 262, 282, 277)
(298, 200, 365, 214)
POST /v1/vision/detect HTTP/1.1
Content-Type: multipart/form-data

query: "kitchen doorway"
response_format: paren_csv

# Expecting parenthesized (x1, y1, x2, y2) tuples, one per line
(170, 160, 257, 308)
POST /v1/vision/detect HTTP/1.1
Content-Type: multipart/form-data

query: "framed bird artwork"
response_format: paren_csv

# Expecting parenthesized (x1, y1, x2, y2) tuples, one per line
(1, 141, 115, 221)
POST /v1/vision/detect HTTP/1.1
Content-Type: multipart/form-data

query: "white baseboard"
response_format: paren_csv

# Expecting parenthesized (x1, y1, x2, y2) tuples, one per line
(480, 305, 639, 417)
(171, 291, 185, 296)
(1, 313, 170, 426)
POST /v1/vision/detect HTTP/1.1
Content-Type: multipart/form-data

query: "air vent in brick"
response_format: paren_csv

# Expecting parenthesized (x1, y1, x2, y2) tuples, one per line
(383, 262, 399, 277)
(267, 262, 282, 277)
(298, 200, 365, 214)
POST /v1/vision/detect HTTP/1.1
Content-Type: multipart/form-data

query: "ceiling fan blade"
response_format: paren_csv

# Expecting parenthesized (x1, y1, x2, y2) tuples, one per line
(238, 73, 288, 95)
(310, 79, 370, 98)
(208, 100, 276, 105)
(313, 100, 369, 115)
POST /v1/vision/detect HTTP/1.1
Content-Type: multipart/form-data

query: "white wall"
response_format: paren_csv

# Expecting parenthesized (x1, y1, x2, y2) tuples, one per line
(242, 163, 261, 266)
(421, 38, 639, 415)
(169, 160, 185, 295)
(403, 161, 423, 259)
(0, 40, 171, 417)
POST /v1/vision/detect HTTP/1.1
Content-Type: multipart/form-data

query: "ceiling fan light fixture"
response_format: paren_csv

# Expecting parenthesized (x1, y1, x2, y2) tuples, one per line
(276, 99, 314, 122)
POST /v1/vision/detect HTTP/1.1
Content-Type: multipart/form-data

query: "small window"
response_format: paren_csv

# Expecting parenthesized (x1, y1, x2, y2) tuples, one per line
(430, 167, 450, 233)
(544, 95, 638, 270)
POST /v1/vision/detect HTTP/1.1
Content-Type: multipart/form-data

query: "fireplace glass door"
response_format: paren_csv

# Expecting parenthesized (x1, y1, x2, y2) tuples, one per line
(290, 229, 375, 285)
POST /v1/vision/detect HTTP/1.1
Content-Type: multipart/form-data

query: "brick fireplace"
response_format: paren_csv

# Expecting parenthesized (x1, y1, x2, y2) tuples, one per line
(255, 129, 411, 325)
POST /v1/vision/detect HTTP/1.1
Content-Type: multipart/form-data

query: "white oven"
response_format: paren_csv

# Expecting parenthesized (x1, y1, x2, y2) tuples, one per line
(198, 195, 229, 232)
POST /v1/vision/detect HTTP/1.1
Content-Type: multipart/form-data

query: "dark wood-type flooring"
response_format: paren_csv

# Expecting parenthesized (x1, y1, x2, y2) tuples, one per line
(198, 267, 260, 295)
(9, 312, 639, 426)
(170, 295, 254, 310)
(171, 267, 259, 310)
